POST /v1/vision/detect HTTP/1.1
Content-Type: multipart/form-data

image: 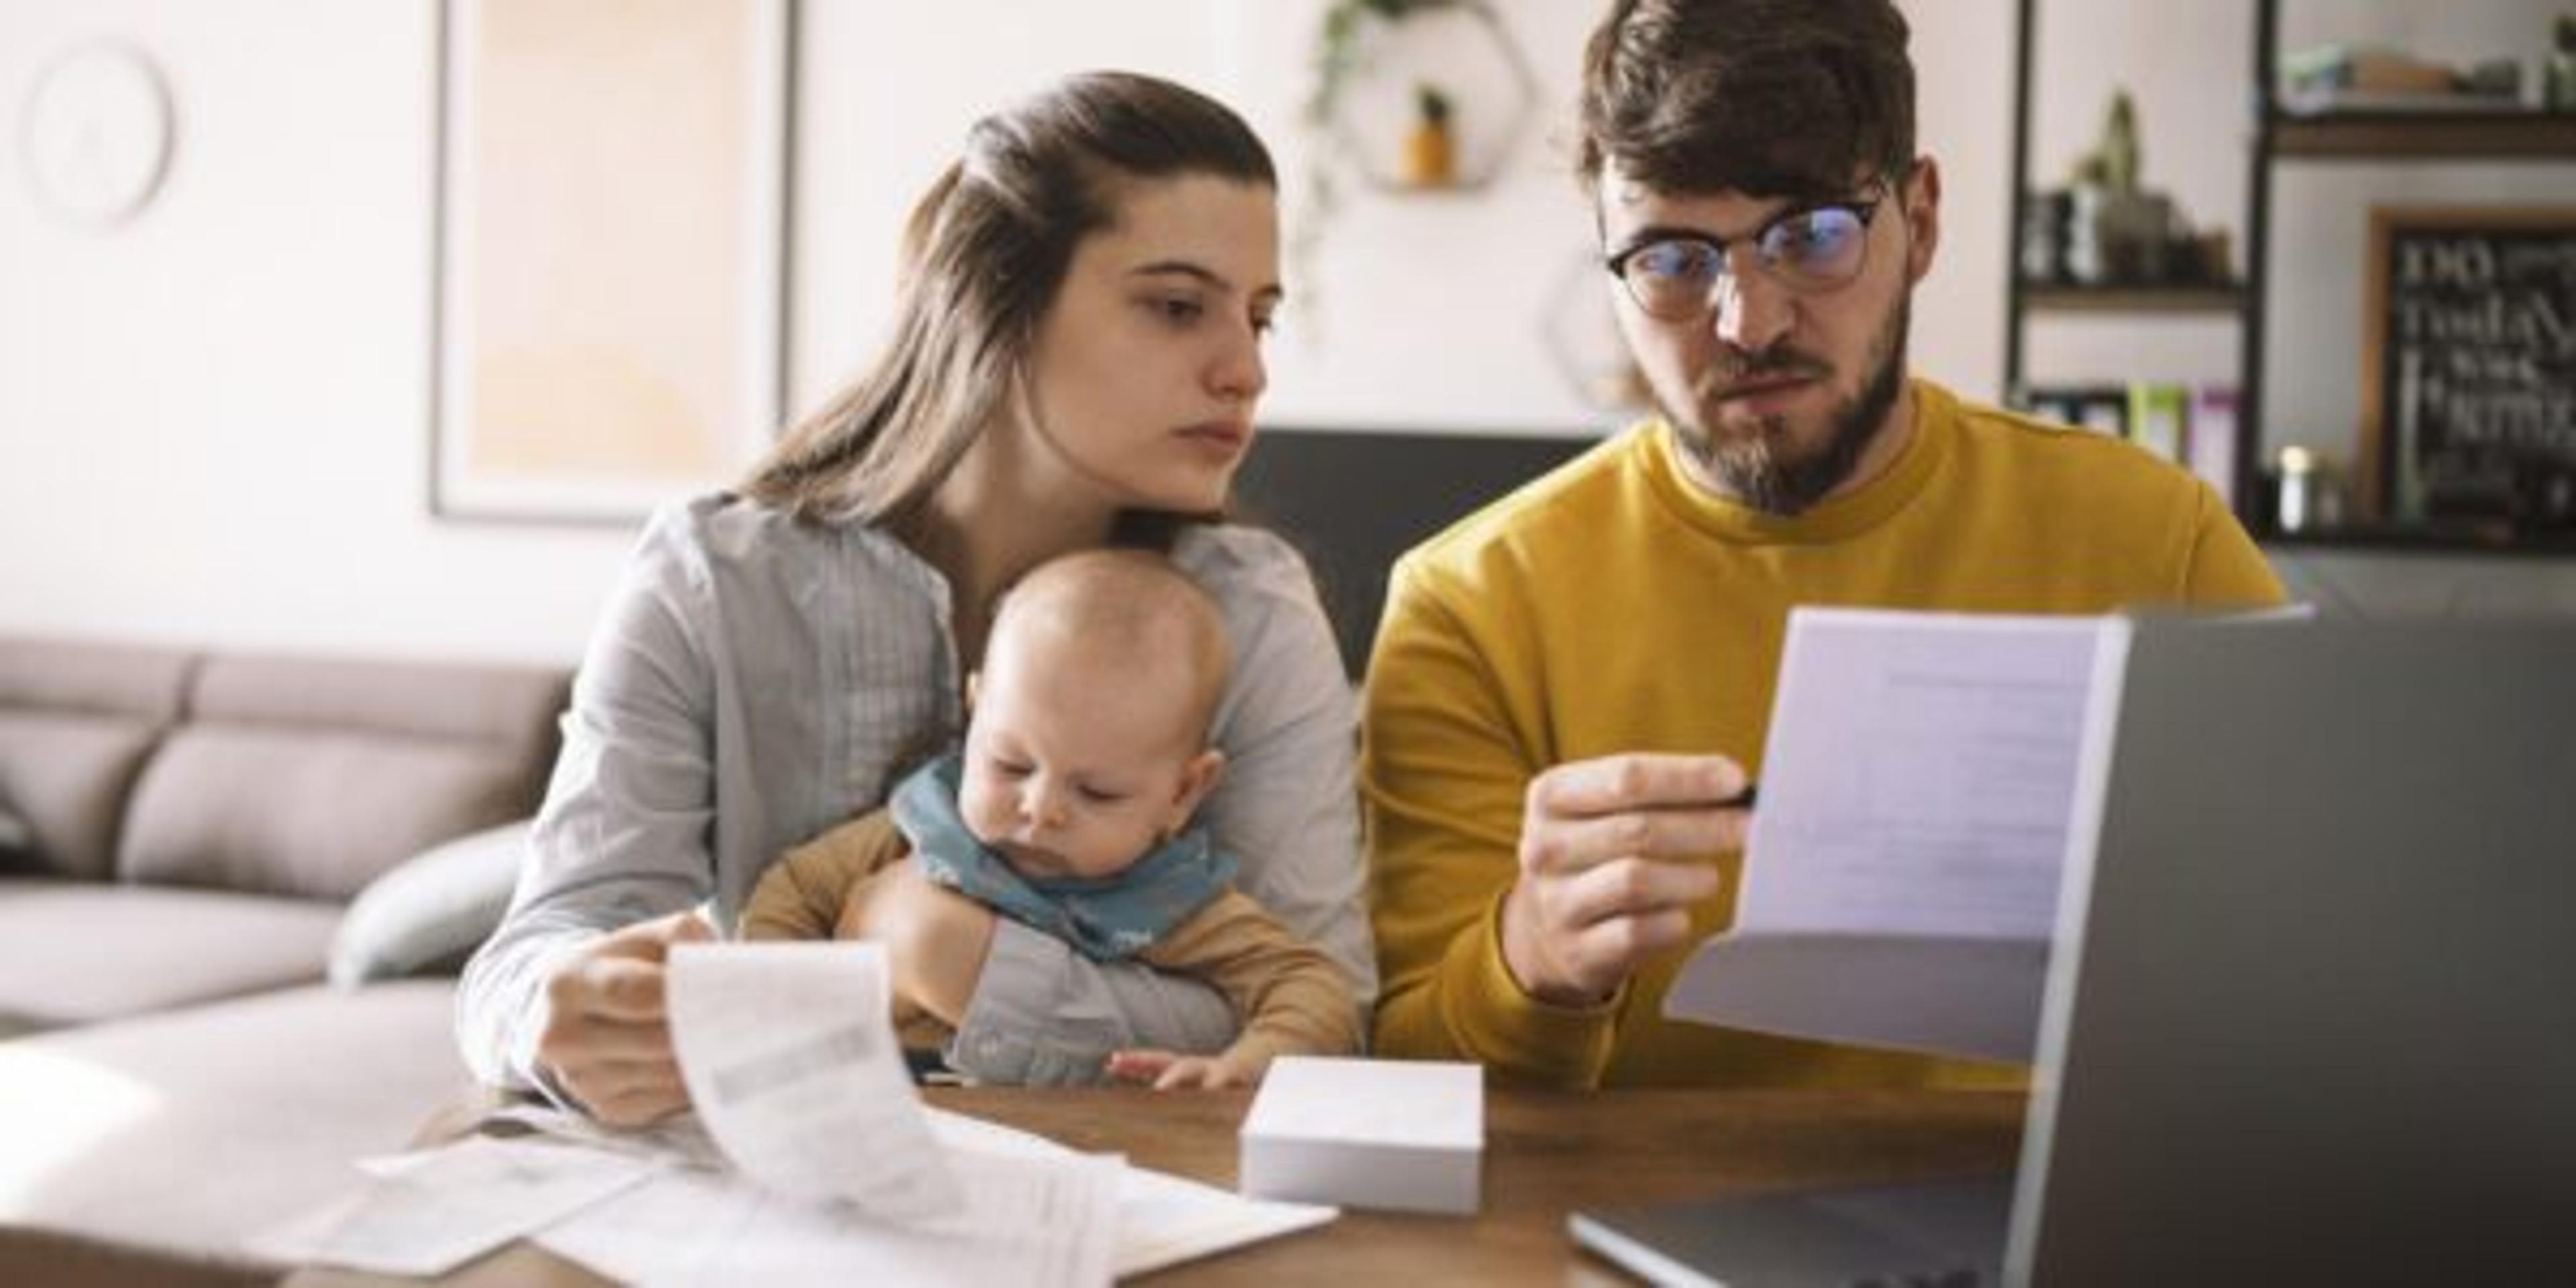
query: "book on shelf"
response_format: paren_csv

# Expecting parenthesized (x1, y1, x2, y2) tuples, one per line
(2126, 384, 2186, 464)
(2186, 387, 2240, 511)
(2278, 85, 2524, 117)
(2278, 42, 2524, 117)
(2280, 44, 2458, 95)
(2015, 381, 2239, 503)
(2019, 384, 2129, 439)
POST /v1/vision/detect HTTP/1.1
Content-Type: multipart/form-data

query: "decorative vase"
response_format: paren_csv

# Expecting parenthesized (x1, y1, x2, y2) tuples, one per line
(1402, 83, 1456, 188)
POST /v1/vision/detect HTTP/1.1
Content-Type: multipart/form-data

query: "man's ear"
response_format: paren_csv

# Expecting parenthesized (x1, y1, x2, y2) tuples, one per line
(964, 670, 982, 712)
(1168, 748, 1226, 828)
(1902, 154, 1941, 284)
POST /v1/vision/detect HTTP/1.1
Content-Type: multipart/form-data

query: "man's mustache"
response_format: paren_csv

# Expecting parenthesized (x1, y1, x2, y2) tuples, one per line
(1700, 347, 1831, 400)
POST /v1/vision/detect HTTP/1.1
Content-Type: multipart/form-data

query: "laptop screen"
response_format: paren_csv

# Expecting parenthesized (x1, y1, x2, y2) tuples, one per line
(2010, 617, 2576, 1285)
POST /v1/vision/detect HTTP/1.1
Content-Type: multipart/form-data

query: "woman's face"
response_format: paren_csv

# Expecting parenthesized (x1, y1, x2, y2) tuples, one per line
(1018, 174, 1281, 516)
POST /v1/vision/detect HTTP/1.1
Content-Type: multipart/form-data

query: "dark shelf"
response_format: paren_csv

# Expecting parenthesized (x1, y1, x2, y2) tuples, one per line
(2257, 523, 2576, 558)
(2020, 283, 2246, 315)
(2006, 0, 2576, 542)
(2268, 110, 2576, 160)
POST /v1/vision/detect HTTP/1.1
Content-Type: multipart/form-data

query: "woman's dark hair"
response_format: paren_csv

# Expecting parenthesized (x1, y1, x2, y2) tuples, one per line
(1577, 0, 1915, 201)
(740, 71, 1275, 530)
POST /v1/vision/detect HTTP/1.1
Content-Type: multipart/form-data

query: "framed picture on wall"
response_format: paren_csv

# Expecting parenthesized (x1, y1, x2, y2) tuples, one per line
(431, 0, 791, 524)
(2361, 206, 2576, 535)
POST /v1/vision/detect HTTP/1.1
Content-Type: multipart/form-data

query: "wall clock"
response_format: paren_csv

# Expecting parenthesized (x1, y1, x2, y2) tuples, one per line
(19, 42, 174, 226)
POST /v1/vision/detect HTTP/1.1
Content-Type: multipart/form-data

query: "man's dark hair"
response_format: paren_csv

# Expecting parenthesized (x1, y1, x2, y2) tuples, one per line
(1577, 0, 1915, 201)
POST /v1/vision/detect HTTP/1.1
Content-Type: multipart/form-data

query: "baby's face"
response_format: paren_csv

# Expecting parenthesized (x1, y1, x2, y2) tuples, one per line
(956, 633, 1216, 882)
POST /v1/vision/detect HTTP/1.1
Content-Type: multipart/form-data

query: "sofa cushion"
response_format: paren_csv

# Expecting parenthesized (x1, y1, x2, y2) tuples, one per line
(0, 639, 193, 722)
(329, 820, 529, 987)
(0, 714, 164, 881)
(0, 639, 193, 882)
(111, 651, 568, 900)
(0, 979, 463, 1273)
(117, 729, 536, 902)
(188, 651, 565, 755)
(0, 880, 341, 1031)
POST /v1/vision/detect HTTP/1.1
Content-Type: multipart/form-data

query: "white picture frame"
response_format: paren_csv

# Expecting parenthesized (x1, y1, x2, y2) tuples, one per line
(431, 0, 790, 523)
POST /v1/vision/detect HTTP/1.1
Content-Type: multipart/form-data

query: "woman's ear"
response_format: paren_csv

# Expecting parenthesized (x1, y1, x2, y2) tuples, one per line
(1167, 748, 1227, 828)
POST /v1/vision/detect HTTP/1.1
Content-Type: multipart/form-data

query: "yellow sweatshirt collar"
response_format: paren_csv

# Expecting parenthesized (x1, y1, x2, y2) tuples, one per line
(1640, 378, 1953, 545)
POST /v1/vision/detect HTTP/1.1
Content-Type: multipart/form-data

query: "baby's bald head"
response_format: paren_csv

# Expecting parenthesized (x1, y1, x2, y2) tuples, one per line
(983, 549, 1231, 751)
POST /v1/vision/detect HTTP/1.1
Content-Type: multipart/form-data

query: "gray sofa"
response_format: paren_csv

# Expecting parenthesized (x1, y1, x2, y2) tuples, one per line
(0, 636, 568, 1284)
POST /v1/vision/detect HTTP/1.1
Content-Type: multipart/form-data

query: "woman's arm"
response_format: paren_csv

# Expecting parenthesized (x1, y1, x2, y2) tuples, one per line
(938, 527, 1371, 1083)
(455, 508, 721, 1095)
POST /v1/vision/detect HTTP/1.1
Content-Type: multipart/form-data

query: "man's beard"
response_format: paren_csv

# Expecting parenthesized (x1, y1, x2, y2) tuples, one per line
(1667, 295, 1910, 517)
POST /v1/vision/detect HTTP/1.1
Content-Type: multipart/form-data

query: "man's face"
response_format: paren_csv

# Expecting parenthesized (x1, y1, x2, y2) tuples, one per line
(1598, 159, 1941, 515)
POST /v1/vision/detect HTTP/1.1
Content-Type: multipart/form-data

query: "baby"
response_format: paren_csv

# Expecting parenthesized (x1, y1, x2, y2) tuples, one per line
(740, 547, 1358, 1087)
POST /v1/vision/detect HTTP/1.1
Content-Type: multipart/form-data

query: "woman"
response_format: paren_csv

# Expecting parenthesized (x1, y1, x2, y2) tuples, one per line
(457, 72, 1371, 1124)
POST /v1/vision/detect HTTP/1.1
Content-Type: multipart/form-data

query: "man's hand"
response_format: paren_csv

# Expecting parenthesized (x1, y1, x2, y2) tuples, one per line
(840, 858, 997, 1028)
(1104, 1047, 1266, 1090)
(1500, 753, 1752, 1006)
(535, 910, 713, 1127)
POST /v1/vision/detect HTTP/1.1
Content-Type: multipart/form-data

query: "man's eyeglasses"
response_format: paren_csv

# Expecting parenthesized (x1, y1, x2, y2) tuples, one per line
(1603, 186, 1894, 323)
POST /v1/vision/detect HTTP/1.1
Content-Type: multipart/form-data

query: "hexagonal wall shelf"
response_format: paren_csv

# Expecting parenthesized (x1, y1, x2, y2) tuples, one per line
(1317, 0, 1539, 196)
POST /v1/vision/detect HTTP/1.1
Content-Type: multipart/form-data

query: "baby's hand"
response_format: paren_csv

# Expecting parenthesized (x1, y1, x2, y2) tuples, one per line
(1104, 1048, 1264, 1091)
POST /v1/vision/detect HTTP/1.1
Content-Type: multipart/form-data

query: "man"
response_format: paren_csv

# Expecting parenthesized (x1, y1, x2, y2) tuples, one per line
(1362, 0, 2283, 1091)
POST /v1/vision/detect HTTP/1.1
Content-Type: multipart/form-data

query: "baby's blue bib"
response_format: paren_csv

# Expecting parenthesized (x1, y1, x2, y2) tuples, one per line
(890, 753, 1236, 960)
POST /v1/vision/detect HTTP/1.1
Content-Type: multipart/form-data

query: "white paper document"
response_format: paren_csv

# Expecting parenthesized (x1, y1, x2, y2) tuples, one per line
(529, 1104, 1320, 1285)
(242, 1135, 659, 1277)
(923, 1107, 1339, 1279)
(1666, 608, 2129, 1062)
(538, 1143, 1121, 1288)
(260, 940, 1309, 1284)
(665, 940, 963, 1220)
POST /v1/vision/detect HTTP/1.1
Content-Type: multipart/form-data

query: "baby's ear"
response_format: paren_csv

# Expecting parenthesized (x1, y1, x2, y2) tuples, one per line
(1171, 748, 1226, 822)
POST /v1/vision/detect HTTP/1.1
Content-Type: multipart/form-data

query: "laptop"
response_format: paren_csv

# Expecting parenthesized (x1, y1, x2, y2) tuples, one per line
(1572, 618, 2576, 1286)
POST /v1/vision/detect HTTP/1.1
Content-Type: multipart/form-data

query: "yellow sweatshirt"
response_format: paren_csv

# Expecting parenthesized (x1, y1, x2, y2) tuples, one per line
(1362, 380, 2284, 1090)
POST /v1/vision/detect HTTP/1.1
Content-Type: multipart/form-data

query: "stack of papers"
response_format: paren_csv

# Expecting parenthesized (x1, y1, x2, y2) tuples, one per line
(250, 943, 1336, 1284)
(1240, 1056, 1483, 1216)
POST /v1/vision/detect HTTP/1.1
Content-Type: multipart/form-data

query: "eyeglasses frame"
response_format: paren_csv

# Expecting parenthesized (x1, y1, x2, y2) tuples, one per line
(1600, 174, 1907, 323)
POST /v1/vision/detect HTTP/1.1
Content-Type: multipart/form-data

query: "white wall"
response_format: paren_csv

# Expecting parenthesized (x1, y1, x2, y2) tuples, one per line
(1, 0, 2567, 666)
(0, 0, 639, 663)
(792, 0, 2015, 433)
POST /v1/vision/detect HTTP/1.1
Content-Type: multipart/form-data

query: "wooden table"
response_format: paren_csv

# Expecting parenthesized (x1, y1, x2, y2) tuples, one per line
(290, 1085, 2024, 1285)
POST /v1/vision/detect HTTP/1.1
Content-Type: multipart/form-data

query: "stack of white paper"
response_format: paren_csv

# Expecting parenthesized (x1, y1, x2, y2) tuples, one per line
(1240, 1056, 1483, 1215)
(922, 1106, 1338, 1279)
(539, 1146, 1121, 1287)
(243, 1136, 660, 1277)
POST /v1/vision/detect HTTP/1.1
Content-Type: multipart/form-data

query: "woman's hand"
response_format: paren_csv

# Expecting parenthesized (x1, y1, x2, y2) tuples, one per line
(534, 910, 713, 1126)
(841, 859, 997, 1028)
(1500, 753, 1750, 1006)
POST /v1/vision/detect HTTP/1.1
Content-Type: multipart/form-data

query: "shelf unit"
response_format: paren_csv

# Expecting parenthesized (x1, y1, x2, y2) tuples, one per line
(2268, 111, 2576, 159)
(2020, 284, 2246, 315)
(2002, 0, 2576, 552)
